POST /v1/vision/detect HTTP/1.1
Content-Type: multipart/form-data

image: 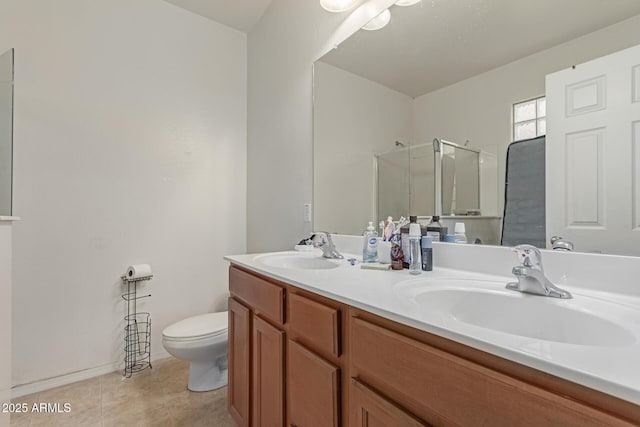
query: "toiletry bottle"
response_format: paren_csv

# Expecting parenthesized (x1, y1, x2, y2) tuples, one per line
(421, 236, 433, 271)
(454, 222, 468, 244)
(427, 215, 448, 242)
(400, 216, 416, 262)
(363, 221, 379, 263)
(390, 235, 404, 270)
(408, 223, 422, 275)
(400, 216, 416, 268)
(401, 216, 426, 268)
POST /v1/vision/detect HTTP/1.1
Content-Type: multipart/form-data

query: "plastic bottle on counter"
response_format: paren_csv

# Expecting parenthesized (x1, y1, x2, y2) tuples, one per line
(363, 221, 379, 263)
(401, 216, 428, 268)
(408, 223, 422, 275)
(421, 236, 433, 271)
(400, 216, 417, 267)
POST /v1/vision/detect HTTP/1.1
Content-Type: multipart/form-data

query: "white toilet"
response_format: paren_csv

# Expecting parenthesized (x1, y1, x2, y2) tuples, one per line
(162, 311, 229, 392)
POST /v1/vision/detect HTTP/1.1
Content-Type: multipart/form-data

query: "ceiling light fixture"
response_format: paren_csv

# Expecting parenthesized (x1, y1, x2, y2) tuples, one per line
(320, 0, 358, 13)
(394, 0, 421, 6)
(362, 9, 391, 31)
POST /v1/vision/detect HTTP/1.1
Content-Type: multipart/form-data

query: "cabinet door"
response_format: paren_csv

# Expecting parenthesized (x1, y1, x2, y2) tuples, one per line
(228, 298, 251, 427)
(253, 315, 285, 427)
(287, 340, 340, 427)
(350, 379, 428, 427)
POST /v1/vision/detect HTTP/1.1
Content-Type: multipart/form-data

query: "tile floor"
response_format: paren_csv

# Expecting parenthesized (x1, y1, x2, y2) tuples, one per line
(10, 357, 234, 427)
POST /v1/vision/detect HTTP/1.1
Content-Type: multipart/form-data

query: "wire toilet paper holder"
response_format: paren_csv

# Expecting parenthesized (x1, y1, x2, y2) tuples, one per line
(121, 274, 153, 378)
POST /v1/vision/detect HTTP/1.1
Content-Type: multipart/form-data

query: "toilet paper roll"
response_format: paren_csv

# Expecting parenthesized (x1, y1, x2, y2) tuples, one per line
(126, 264, 152, 279)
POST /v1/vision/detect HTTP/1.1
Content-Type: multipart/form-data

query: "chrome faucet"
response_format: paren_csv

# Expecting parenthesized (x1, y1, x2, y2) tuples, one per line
(307, 232, 343, 259)
(506, 245, 572, 299)
(550, 236, 574, 251)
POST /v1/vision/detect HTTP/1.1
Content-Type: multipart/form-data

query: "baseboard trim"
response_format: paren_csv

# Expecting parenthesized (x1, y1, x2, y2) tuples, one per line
(11, 351, 172, 398)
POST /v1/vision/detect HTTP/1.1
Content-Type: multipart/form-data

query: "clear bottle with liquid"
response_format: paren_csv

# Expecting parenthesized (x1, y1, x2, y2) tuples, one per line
(408, 223, 422, 275)
(363, 221, 379, 263)
(427, 215, 448, 242)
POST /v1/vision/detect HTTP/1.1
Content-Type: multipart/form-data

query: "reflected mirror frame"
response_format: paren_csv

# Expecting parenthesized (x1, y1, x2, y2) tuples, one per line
(0, 48, 14, 217)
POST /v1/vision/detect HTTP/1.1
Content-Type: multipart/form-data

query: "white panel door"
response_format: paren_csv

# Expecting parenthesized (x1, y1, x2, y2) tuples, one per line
(546, 43, 640, 255)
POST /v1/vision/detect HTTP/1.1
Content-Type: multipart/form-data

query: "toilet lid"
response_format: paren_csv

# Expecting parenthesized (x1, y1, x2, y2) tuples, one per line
(162, 312, 228, 340)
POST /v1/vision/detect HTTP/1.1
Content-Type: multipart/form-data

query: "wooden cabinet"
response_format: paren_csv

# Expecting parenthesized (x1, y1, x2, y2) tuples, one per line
(228, 297, 251, 427)
(228, 265, 640, 427)
(287, 340, 340, 427)
(349, 378, 428, 427)
(229, 266, 346, 427)
(349, 313, 639, 427)
(252, 315, 285, 426)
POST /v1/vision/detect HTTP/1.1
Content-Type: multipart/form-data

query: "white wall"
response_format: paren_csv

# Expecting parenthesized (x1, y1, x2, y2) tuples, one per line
(247, 0, 397, 252)
(314, 61, 413, 234)
(0, 0, 246, 386)
(413, 14, 640, 217)
(0, 222, 12, 426)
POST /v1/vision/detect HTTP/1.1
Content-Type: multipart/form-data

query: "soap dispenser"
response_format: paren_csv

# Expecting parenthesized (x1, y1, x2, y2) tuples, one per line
(363, 221, 379, 263)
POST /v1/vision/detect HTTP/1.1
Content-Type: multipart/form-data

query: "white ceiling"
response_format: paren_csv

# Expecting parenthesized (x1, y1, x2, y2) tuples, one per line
(320, 0, 640, 98)
(162, 0, 273, 32)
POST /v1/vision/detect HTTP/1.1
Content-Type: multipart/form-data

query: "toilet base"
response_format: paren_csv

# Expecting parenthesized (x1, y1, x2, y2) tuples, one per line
(187, 360, 228, 392)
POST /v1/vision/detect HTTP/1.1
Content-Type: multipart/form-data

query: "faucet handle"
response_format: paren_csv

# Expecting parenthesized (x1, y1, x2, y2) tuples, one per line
(512, 244, 543, 269)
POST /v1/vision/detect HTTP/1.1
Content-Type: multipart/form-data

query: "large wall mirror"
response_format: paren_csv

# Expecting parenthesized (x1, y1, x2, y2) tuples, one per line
(0, 48, 14, 217)
(313, 0, 640, 256)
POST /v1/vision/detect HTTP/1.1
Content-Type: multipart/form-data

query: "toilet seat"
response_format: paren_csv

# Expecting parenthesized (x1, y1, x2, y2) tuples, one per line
(162, 312, 228, 342)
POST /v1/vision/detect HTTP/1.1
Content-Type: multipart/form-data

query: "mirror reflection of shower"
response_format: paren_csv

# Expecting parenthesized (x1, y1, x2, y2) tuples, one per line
(374, 139, 481, 224)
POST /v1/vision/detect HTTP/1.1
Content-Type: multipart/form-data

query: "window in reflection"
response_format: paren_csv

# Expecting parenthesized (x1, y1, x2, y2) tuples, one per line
(513, 96, 546, 142)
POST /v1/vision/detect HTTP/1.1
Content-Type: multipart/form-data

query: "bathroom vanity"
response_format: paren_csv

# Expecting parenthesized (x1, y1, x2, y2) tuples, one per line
(225, 244, 640, 426)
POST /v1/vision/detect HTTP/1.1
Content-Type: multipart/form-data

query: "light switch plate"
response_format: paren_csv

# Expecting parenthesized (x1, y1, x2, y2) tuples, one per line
(303, 203, 312, 223)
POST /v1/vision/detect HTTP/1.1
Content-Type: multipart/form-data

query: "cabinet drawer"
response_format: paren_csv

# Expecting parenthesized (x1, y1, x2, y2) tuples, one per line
(288, 292, 340, 358)
(350, 378, 429, 427)
(350, 317, 633, 427)
(229, 266, 284, 324)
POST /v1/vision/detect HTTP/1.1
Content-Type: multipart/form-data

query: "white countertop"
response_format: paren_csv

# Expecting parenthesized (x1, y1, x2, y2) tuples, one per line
(225, 249, 640, 405)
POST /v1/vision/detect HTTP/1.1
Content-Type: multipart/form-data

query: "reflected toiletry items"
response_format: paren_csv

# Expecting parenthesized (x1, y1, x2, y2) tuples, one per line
(313, 1, 640, 257)
(427, 216, 447, 242)
(454, 222, 468, 244)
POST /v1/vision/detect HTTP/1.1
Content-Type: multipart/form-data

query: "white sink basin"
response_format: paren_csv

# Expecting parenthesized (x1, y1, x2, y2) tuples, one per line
(255, 252, 341, 270)
(395, 278, 637, 347)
